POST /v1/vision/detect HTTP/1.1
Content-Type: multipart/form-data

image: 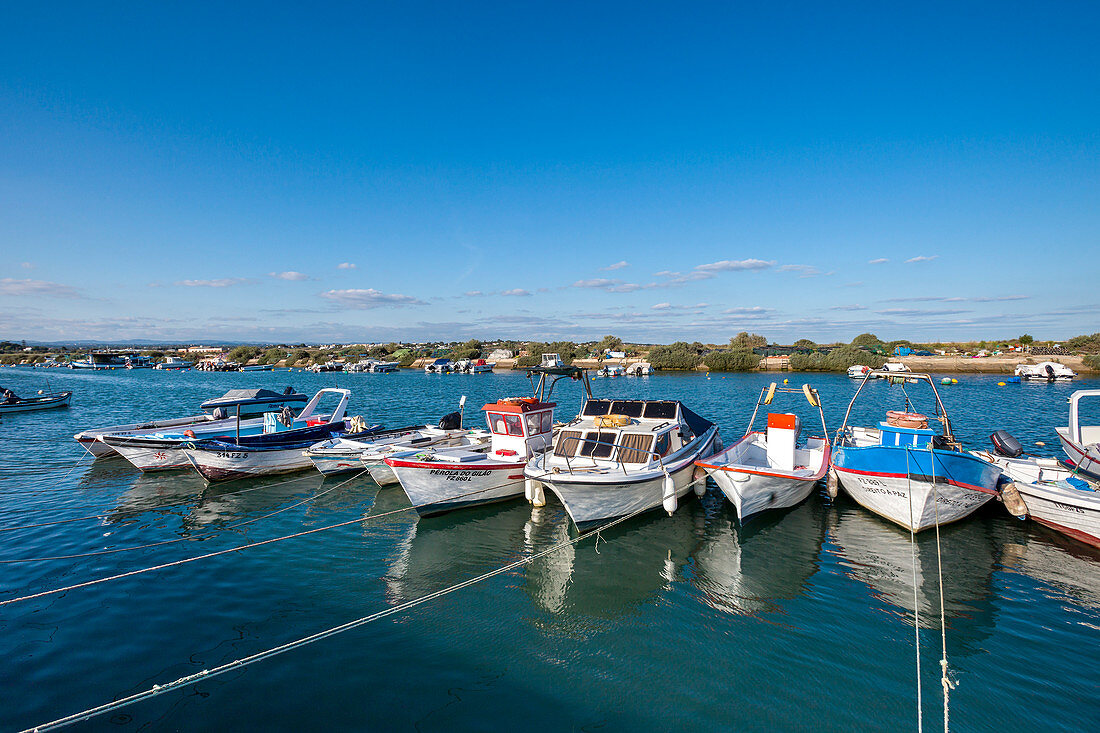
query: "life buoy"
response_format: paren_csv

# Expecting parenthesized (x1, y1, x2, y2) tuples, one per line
(183, 430, 196, 438)
(886, 411, 928, 429)
(595, 414, 631, 428)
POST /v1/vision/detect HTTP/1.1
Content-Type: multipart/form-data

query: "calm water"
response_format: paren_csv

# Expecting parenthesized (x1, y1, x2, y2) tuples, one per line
(1, 367, 1098, 732)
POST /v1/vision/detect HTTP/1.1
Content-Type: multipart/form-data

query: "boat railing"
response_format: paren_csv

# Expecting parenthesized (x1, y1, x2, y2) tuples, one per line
(554, 432, 674, 478)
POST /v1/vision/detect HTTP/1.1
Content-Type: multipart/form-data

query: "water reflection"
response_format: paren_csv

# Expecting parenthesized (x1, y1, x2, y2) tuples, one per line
(1000, 529, 1100, 612)
(828, 505, 998, 633)
(689, 499, 826, 617)
(522, 500, 702, 619)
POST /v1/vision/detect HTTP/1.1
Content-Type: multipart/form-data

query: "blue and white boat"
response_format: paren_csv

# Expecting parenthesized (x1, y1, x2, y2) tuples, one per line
(69, 350, 142, 370)
(829, 370, 1001, 532)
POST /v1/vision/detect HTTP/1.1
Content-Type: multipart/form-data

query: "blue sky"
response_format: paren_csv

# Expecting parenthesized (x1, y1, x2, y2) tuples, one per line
(2, 2, 1097, 344)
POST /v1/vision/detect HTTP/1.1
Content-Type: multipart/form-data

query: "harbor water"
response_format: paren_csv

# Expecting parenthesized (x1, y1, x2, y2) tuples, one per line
(1, 367, 1098, 731)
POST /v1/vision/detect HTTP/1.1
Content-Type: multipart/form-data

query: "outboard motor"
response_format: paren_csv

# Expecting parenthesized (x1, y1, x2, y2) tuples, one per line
(1044, 364, 1056, 382)
(283, 386, 295, 395)
(280, 405, 295, 428)
(212, 407, 227, 420)
(990, 430, 1023, 458)
(438, 411, 462, 430)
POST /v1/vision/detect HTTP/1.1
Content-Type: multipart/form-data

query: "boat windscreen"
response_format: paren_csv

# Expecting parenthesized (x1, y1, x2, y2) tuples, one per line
(610, 400, 645, 418)
(680, 405, 714, 436)
(579, 431, 616, 458)
(643, 401, 679, 420)
(555, 430, 582, 457)
(582, 400, 613, 417)
(618, 432, 653, 463)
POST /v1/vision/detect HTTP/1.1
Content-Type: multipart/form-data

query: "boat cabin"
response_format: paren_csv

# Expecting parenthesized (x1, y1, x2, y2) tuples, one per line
(550, 399, 710, 469)
(482, 398, 556, 459)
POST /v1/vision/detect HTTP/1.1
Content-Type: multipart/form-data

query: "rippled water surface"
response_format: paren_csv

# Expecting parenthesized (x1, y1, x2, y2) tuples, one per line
(1, 367, 1098, 731)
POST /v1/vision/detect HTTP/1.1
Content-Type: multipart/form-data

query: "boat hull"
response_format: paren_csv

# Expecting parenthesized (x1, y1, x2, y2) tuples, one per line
(74, 414, 216, 459)
(364, 459, 399, 485)
(831, 445, 1000, 531)
(1056, 430, 1100, 480)
(0, 392, 72, 413)
(183, 446, 315, 482)
(1015, 480, 1100, 549)
(307, 451, 364, 475)
(386, 458, 527, 516)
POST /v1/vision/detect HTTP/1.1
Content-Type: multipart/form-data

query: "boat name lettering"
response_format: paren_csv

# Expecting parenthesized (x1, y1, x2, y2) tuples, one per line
(1052, 501, 1085, 514)
(428, 469, 492, 481)
(216, 452, 247, 459)
(860, 481, 906, 498)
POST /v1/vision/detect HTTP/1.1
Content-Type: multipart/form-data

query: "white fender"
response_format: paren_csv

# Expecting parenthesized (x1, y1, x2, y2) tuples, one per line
(826, 468, 840, 499)
(692, 466, 707, 496)
(528, 479, 546, 507)
(662, 474, 678, 515)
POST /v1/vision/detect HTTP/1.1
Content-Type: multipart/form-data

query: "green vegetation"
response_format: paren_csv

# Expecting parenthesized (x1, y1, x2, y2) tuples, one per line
(703, 348, 760, 371)
(1066, 333, 1100, 353)
(791, 339, 816, 351)
(789, 346, 887, 371)
(730, 332, 767, 350)
(648, 342, 705, 370)
(1083, 354, 1100, 371)
(1019, 334, 1034, 345)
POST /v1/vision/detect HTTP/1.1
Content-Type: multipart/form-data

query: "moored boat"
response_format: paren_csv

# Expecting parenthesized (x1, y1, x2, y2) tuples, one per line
(101, 388, 351, 471)
(1015, 361, 1076, 382)
(972, 431, 1100, 549)
(1055, 389, 1100, 480)
(0, 387, 72, 413)
(829, 370, 1001, 532)
(154, 357, 193, 370)
(525, 396, 720, 527)
(847, 365, 871, 379)
(696, 383, 828, 521)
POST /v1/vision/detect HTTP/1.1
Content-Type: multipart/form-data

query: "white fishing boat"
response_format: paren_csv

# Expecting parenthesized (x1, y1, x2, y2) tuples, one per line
(595, 364, 626, 377)
(972, 431, 1100, 549)
(154, 356, 193, 370)
(308, 360, 344, 373)
(539, 353, 565, 368)
(100, 388, 351, 471)
(625, 362, 653, 376)
(68, 350, 140, 370)
(696, 383, 829, 521)
(847, 365, 871, 379)
(830, 370, 1001, 532)
(306, 401, 489, 477)
(1016, 361, 1076, 382)
(1055, 389, 1100, 480)
(384, 366, 583, 515)
(525, 397, 720, 527)
(424, 358, 452, 373)
(76, 387, 309, 459)
(181, 409, 378, 483)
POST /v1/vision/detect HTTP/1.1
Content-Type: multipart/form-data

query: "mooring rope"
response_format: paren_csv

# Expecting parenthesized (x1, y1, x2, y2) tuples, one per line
(18, 501, 652, 733)
(0, 475, 328, 533)
(904, 447, 923, 733)
(0, 470, 364, 563)
(929, 447, 953, 733)
(0, 471, 545, 607)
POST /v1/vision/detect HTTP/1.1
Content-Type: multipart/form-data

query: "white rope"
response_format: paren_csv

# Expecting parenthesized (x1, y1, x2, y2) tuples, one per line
(904, 447, 923, 733)
(18, 498, 651, 733)
(0, 470, 556, 607)
(0, 470, 363, 563)
(929, 445, 953, 732)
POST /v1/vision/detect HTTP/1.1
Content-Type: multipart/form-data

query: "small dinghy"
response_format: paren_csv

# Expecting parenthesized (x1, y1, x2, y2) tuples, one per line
(830, 369, 1001, 532)
(973, 430, 1100, 549)
(0, 387, 72, 413)
(526, 396, 720, 527)
(847, 365, 871, 379)
(1055, 389, 1100, 480)
(696, 383, 828, 521)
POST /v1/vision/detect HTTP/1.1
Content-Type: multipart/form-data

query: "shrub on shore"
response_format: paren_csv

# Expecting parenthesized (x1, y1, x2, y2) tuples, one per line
(1083, 354, 1100, 371)
(789, 346, 886, 371)
(649, 342, 704, 370)
(703, 348, 760, 371)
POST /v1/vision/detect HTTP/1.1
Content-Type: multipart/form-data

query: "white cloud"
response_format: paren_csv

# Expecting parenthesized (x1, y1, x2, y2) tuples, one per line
(21, 262, 34, 269)
(651, 302, 672, 310)
(694, 258, 775, 273)
(320, 288, 426, 309)
(501, 288, 532, 297)
(868, 258, 889, 265)
(0, 278, 83, 298)
(464, 290, 484, 297)
(905, 255, 939, 264)
(573, 278, 622, 289)
(177, 278, 251, 287)
(778, 264, 822, 278)
(269, 271, 311, 281)
(722, 306, 772, 315)
(601, 261, 629, 271)
(338, 262, 357, 270)
(830, 304, 868, 311)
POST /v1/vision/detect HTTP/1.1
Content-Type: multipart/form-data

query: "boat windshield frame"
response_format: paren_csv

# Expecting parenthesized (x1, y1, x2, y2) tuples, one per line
(835, 370, 956, 446)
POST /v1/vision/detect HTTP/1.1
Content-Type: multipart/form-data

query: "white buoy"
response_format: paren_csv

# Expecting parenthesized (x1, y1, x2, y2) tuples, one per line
(526, 478, 546, 507)
(693, 466, 707, 496)
(662, 474, 678, 514)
